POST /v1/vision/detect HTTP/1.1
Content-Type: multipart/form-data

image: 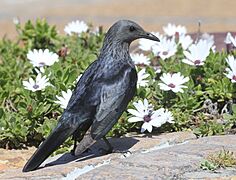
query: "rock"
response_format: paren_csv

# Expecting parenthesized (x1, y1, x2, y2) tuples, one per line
(0, 147, 36, 171)
(80, 135, 236, 180)
(0, 163, 8, 171)
(0, 132, 236, 179)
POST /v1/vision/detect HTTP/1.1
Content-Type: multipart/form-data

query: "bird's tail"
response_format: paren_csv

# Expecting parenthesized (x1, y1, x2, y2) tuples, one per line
(23, 113, 79, 172)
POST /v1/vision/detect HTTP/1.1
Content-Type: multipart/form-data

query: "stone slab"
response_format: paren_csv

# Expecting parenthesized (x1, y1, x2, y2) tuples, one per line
(1, 132, 236, 179)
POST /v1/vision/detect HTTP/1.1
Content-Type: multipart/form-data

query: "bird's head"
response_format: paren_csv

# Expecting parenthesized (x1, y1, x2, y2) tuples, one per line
(104, 20, 160, 45)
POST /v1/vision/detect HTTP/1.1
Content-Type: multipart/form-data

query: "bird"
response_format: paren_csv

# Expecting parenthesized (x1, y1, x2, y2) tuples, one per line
(22, 19, 160, 172)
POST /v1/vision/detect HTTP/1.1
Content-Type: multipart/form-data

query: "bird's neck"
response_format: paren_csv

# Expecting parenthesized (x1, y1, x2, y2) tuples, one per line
(100, 40, 131, 61)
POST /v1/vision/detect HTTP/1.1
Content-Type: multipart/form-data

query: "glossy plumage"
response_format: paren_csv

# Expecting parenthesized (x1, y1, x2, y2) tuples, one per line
(23, 20, 159, 172)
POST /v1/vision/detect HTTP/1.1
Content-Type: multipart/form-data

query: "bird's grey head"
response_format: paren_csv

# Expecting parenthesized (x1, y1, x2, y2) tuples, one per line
(103, 20, 160, 47)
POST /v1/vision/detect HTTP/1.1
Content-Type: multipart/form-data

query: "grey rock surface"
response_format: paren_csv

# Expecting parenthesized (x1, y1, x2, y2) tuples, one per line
(0, 132, 236, 179)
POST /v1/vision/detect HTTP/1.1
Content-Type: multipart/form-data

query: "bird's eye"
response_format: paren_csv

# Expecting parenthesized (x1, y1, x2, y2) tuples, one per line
(129, 26, 136, 32)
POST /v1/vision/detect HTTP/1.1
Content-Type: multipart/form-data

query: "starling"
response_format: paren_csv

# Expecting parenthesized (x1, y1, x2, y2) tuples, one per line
(23, 19, 159, 172)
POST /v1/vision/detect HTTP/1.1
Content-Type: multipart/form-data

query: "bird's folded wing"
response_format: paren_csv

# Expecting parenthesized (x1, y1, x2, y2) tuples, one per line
(66, 60, 100, 111)
(91, 67, 137, 139)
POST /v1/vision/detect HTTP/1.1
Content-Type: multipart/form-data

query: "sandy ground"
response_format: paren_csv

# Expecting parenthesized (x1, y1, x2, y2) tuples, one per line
(0, 0, 236, 38)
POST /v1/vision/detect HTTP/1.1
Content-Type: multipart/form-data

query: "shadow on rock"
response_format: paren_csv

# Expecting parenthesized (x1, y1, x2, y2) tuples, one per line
(44, 137, 139, 167)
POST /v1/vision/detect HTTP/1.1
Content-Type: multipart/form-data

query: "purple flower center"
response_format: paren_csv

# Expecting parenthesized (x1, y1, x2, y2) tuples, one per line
(143, 114, 152, 122)
(232, 75, 236, 81)
(39, 62, 45, 67)
(194, 60, 201, 65)
(175, 32, 179, 39)
(162, 51, 168, 56)
(168, 83, 176, 88)
(33, 84, 39, 89)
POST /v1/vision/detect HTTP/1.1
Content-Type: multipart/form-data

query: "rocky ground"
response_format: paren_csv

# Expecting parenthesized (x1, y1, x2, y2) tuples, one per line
(0, 132, 236, 179)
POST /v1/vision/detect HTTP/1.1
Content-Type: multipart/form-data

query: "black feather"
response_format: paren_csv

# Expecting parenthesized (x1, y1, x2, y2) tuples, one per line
(23, 19, 159, 172)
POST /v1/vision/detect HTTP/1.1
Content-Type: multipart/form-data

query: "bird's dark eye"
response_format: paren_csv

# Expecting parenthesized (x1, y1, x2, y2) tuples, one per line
(129, 26, 136, 32)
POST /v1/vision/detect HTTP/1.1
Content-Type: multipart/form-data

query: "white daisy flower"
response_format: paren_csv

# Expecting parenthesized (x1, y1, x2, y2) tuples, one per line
(182, 40, 210, 66)
(201, 33, 214, 44)
(139, 32, 162, 51)
(27, 49, 59, 67)
(225, 33, 235, 53)
(128, 99, 153, 121)
(158, 72, 189, 93)
(162, 109, 174, 123)
(200, 33, 216, 52)
(154, 66, 162, 74)
(152, 37, 177, 60)
(55, 89, 73, 109)
(163, 23, 187, 37)
(224, 55, 236, 83)
(137, 68, 150, 88)
(148, 108, 174, 129)
(34, 67, 45, 74)
(92, 27, 100, 35)
(130, 53, 150, 65)
(128, 99, 174, 133)
(229, 34, 236, 48)
(224, 32, 233, 44)
(13, 17, 19, 25)
(64, 20, 88, 36)
(22, 73, 50, 92)
(179, 35, 193, 50)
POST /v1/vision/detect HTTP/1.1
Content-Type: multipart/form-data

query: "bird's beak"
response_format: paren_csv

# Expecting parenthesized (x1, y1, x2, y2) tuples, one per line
(140, 31, 160, 42)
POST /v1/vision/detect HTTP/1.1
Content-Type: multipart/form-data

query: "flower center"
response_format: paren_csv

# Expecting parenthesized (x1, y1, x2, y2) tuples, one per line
(232, 75, 236, 81)
(143, 114, 152, 122)
(175, 32, 179, 40)
(162, 51, 168, 56)
(194, 60, 201, 65)
(168, 83, 176, 88)
(33, 84, 39, 89)
(39, 62, 45, 67)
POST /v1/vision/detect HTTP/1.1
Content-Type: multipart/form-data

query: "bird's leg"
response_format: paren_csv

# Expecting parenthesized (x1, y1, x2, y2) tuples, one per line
(70, 133, 78, 156)
(103, 137, 113, 153)
(103, 137, 132, 155)
(98, 137, 113, 155)
(71, 131, 92, 156)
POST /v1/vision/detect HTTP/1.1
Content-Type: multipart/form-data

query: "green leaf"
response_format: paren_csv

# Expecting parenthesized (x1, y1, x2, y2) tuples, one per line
(232, 104, 236, 114)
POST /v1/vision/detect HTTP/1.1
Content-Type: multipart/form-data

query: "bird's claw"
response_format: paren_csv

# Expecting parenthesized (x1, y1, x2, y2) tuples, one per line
(71, 148, 92, 156)
(113, 149, 131, 154)
(98, 147, 113, 155)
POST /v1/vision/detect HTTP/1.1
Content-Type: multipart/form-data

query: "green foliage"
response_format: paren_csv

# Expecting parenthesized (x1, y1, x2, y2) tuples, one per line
(200, 160, 218, 171)
(0, 19, 236, 154)
(200, 149, 236, 171)
(0, 19, 104, 149)
(16, 18, 59, 50)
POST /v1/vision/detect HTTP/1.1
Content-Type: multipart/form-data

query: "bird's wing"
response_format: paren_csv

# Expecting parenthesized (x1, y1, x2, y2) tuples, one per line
(66, 59, 101, 112)
(91, 66, 137, 140)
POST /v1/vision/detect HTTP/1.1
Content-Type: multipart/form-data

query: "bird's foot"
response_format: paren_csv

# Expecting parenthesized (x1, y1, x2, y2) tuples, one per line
(71, 148, 92, 156)
(98, 147, 113, 155)
(116, 150, 132, 158)
(112, 149, 132, 154)
(112, 149, 132, 158)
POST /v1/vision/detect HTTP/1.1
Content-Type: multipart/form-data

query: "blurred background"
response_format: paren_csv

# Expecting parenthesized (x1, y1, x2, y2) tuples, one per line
(1, 0, 236, 38)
